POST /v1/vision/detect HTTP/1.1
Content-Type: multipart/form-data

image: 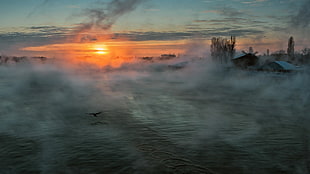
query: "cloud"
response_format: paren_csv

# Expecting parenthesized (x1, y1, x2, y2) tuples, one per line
(202, 10, 219, 14)
(28, 26, 72, 34)
(112, 27, 265, 41)
(118, 31, 193, 41)
(144, 8, 160, 12)
(0, 26, 71, 55)
(191, 17, 268, 36)
(0, 26, 71, 41)
(203, 6, 245, 17)
(193, 18, 250, 24)
(3, 28, 265, 57)
(217, 6, 244, 17)
(75, 0, 146, 35)
(290, 0, 310, 28)
(241, 0, 267, 4)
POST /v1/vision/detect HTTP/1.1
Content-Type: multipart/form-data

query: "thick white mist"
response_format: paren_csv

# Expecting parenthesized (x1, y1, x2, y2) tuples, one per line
(0, 57, 309, 173)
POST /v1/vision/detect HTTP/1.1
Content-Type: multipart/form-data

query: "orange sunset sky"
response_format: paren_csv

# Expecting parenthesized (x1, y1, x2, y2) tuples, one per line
(0, 0, 310, 60)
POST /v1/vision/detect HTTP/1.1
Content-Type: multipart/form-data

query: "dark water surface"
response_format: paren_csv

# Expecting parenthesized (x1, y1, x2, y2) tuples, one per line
(0, 64, 309, 174)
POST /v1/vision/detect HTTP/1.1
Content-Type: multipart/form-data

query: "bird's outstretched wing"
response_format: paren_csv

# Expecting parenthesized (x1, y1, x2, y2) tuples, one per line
(86, 111, 102, 117)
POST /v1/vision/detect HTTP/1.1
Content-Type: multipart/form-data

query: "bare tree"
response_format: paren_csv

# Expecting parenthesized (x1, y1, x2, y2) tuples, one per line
(271, 50, 286, 61)
(301, 48, 310, 56)
(210, 36, 236, 64)
(301, 48, 310, 64)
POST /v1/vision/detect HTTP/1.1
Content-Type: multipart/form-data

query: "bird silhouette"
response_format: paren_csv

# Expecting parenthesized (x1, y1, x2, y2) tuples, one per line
(87, 111, 102, 117)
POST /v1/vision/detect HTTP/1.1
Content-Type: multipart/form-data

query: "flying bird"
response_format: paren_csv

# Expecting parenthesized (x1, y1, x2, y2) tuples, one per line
(87, 112, 102, 117)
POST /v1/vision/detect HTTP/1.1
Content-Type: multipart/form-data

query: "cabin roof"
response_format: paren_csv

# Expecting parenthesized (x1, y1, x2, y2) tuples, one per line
(233, 53, 257, 60)
(273, 61, 296, 70)
(233, 53, 247, 59)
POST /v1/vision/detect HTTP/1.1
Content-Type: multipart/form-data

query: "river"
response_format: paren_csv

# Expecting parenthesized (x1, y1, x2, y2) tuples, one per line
(0, 62, 309, 173)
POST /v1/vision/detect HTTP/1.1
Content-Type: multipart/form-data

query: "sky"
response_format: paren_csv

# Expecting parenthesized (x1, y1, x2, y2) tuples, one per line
(0, 0, 309, 58)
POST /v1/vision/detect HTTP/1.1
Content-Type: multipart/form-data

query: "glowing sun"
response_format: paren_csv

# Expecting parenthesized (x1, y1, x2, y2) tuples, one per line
(94, 45, 108, 55)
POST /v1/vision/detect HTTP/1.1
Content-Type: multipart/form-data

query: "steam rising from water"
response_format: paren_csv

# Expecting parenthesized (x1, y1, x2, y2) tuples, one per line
(0, 59, 309, 173)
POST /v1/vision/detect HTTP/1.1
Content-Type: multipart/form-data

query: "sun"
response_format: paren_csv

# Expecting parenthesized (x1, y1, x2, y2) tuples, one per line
(93, 45, 108, 55)
(95, 47, 107, 55)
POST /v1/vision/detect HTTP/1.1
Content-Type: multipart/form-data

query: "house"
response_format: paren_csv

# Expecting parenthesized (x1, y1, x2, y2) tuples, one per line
(259, 61, 296, 72)
(232, 53, 259, 69)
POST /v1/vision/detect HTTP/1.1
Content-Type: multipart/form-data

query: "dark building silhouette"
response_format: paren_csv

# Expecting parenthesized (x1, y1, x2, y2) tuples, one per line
(232, 53, 259, 69)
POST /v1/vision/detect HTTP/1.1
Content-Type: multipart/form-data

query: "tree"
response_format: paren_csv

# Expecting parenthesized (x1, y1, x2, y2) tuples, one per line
(301, 48, 310, 64)
(210, 36, 236, 64)
(287, 36, 295, 61)
(271, 50, 286, 61)
(301, 48, 310, 56)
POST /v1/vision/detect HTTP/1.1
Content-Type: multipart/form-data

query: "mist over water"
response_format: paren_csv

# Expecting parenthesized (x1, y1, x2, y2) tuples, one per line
(0, 58, 309, 174)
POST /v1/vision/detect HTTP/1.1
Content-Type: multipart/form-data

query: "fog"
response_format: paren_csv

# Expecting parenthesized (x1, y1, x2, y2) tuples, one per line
(0, 57, 309, 173)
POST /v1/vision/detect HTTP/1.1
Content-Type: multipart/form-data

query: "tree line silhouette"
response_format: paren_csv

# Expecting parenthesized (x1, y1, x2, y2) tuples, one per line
(210, 36, 310, 65)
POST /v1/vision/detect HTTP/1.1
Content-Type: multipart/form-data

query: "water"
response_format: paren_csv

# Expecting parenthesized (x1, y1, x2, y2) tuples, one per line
(0, 63, 309, 174)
